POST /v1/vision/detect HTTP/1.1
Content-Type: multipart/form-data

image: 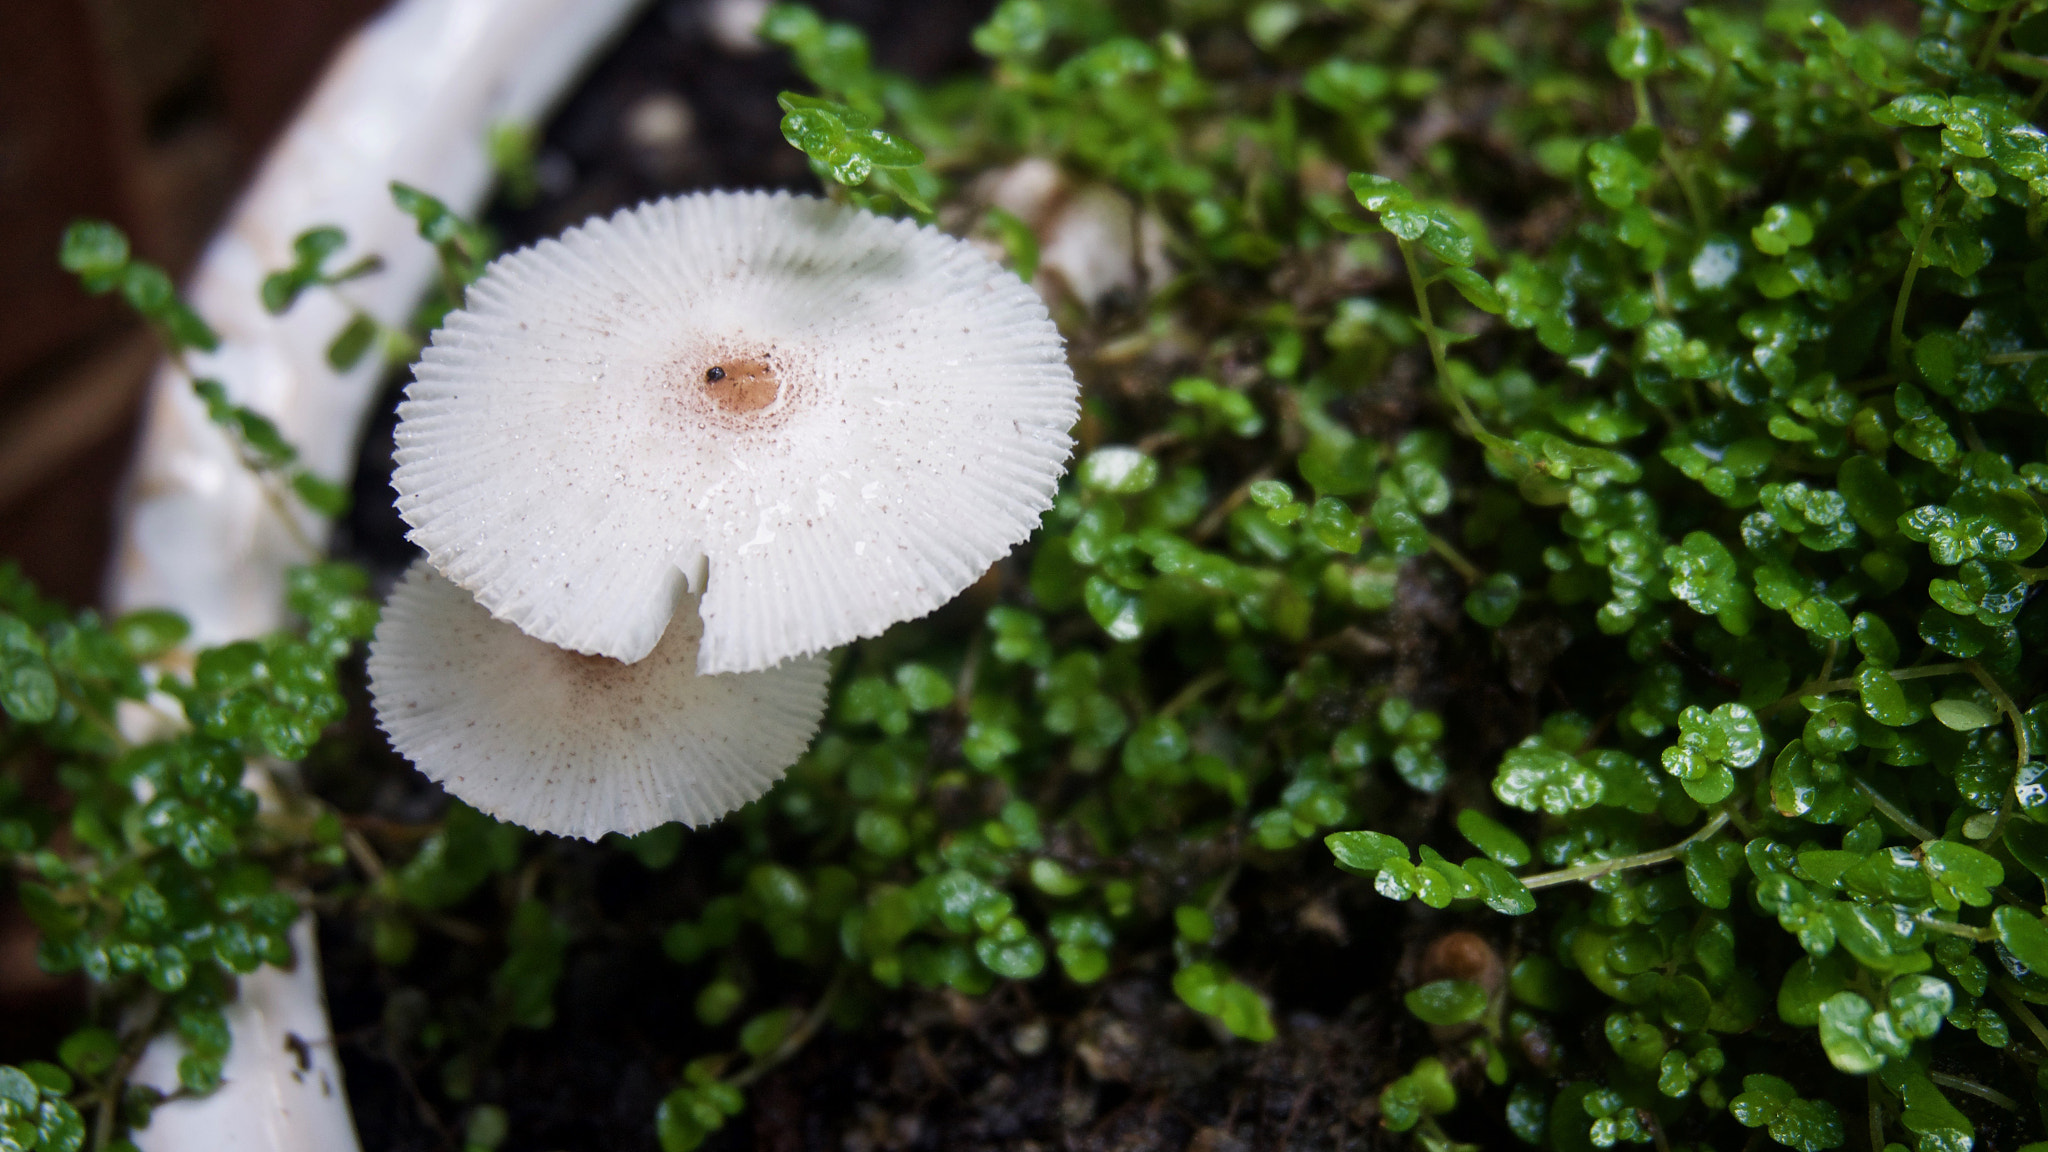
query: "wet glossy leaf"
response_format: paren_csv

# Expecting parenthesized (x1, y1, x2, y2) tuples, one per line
(325, 313, 378, 370)
(1465, 573, 1522, 627)
(1307, 496, 1363, 553)
(1406, 979, 1488, 1025)
(1441, 267, 1503, 313)
(1080, 446, 1160, 494)
(1665, 532, 1752, 632)
(1930, 698, 1996, 730)
(1347, 172, 1409, 213)
(1606, 25, 1666, 80)
(1456, 809, 1530, 866)
(1996, 906, 2048, 973)
(1921, 841, 2000, 908)
(1730, 1074, 1845, 1151)
(1495, 741, 1602, 814)
(1327, 830, 1408, 873)
(1082, 576, 1145, 641)
(1751, 204, 1815, 256)
(1816, 992, 1884, 1073)
(59, 220, 132, 293)
(1857, 667, 1925, 727)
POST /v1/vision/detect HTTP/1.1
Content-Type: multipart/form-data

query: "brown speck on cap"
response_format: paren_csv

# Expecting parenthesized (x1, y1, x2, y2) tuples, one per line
(702, 357, 779, 413)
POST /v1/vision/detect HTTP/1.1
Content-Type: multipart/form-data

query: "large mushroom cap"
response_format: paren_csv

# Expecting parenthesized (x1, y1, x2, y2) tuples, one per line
(394, 190, 1077, 673)
(366, 561, 829, 839)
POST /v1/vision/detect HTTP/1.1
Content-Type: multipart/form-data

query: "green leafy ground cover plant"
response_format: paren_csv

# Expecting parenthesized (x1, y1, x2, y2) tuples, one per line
(15, 0, 2048, 1147)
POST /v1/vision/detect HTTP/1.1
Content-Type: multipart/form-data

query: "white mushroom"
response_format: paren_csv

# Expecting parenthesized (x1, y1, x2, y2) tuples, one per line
(366, 560, 829, 839)
(393, 190, 1078, 673)
(980, 158, 1174, 313)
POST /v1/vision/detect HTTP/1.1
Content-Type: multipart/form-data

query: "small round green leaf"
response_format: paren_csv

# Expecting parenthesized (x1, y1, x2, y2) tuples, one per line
(1406, 979, 1489, 1026)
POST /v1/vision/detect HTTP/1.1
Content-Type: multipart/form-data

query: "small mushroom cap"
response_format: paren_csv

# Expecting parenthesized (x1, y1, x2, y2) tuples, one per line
(366, 561, 828, 839)
(394, 190, 1077, 672)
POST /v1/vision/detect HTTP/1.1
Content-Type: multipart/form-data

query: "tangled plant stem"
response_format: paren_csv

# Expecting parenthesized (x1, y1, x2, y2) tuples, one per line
(1759, 662, 1967, 717)
(1851, 779, 1937, 843)
(727, 968, 848, 1091)
(1519, 810, 1734, 891)
(1888, 191, 1946, 369)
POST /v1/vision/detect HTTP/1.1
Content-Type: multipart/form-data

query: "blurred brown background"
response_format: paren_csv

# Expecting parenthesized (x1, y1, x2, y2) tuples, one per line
(1, 0, 384, 1054)
(0, 0, 386, 610)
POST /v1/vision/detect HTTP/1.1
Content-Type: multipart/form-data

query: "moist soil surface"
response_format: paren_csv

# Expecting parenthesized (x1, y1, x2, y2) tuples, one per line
(318, 3, 1533, 1148)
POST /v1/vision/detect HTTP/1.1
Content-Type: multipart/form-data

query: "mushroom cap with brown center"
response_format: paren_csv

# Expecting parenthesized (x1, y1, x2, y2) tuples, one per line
(366, 560, 828, 839)
(393, 190, 1077, 673)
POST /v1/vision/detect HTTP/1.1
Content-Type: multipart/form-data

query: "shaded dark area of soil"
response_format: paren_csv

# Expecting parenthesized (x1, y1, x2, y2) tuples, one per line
(313, 798, 1442, 1152)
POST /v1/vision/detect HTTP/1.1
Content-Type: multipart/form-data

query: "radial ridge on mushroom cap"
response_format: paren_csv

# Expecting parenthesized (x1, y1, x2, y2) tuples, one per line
(393, 190, 1078, 673)
(366, 561, 829, 840)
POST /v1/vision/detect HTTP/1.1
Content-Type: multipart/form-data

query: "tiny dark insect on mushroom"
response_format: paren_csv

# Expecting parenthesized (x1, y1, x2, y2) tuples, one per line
(701, 358, 779, 413)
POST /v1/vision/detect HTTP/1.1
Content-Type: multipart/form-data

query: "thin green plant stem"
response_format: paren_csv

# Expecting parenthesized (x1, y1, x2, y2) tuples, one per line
(1393, 239, 1524, 591)
(1995, 978, 2048, 1055)
(1912, 913, 1996, 941)
(1969, 659, 2033, 844)
(1192, 466, 1274, 543)
(728, 966, 848, 1091)
(953, 632, 984, 716)
(1159, 668, 1229, 718)
(1620, 0, 1652, 129)
(1615, 0, 1708, 232)
(1928, 1070, 2018, 1113)
(1889, 191, 1946, 368)
(1643, 1108, 1673, 1152)
(92, 994, 160, 1152)
(56, 681, 130, 754)
(1663, 143, 1710, 234)
(164, 350, 324, 560)
(1977, 2, 2020, 72)
(1395, 237, 1487, 441)
(1760, 662, 1967, 716)
(1521, 809, 1733, 890)
(1852, 778, 1937, 843)
(1968, 659, 2030, 769)
(1204, 863, 1243, 914)
(1426, 534, 1482, 584)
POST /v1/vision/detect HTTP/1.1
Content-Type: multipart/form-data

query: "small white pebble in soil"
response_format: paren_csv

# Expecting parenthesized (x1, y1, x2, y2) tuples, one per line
(624, 91, 694, 155)
(705, 0, 771, 53)
(1011, 1017, 1050, 1057)
(1059, 1085, 1096, 1128)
